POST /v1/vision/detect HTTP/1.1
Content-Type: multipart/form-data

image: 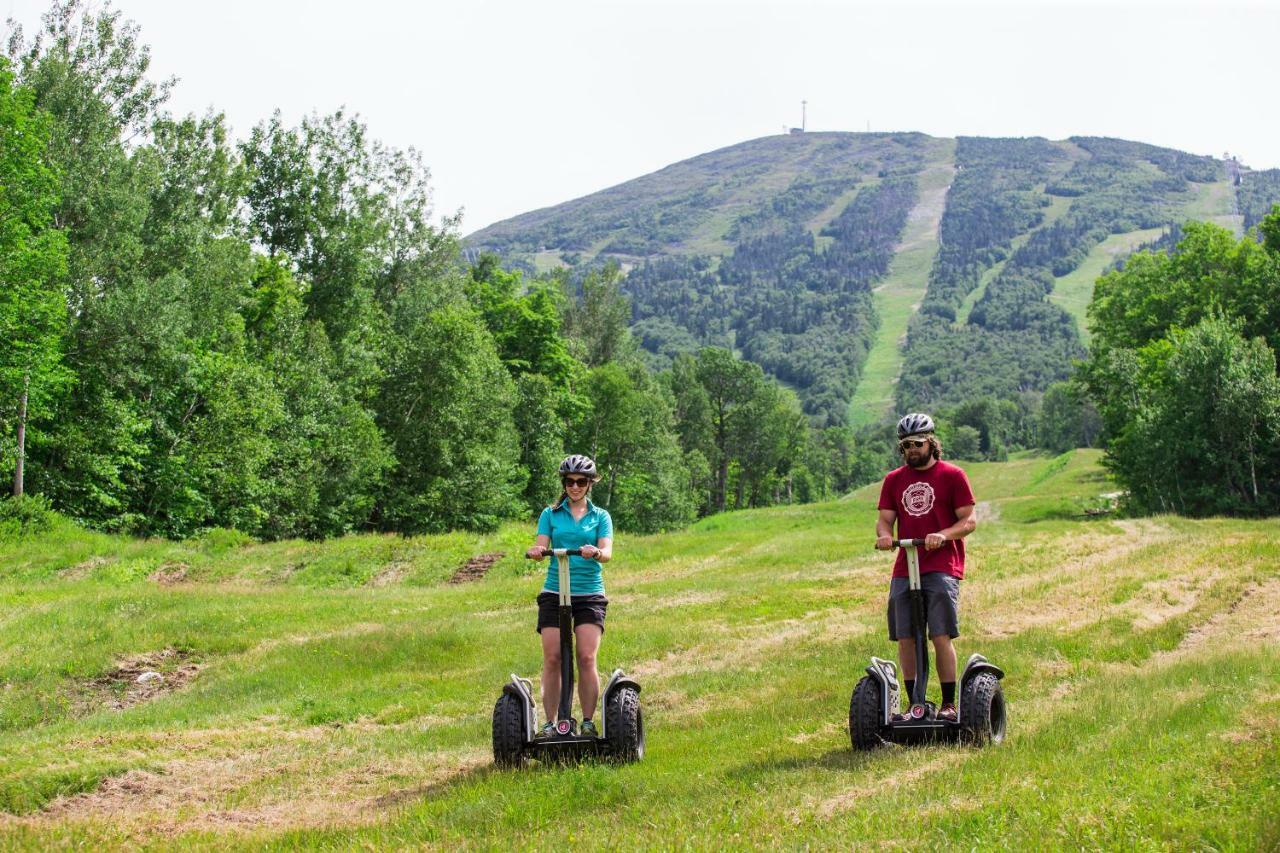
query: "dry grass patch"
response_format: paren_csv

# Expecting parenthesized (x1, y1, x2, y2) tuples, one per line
(815, 754, 956, 817)
(79, 648, 203, 712)
(369, 560, 411, 588)
(57, 556, 110, 580)
(148, 561, 189, 585)
(21, 739, 488, 836)
(1166, 578, 1280, 656)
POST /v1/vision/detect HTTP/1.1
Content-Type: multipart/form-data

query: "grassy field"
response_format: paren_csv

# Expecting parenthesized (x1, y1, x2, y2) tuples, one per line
(1, 450, 1277, 849)
(847, 144, 957, 428)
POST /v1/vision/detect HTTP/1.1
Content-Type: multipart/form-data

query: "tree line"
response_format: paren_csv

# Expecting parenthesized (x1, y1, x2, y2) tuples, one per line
(0, 1, 880, 540)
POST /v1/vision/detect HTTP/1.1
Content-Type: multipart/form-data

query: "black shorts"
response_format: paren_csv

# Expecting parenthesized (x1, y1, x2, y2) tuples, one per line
(887, 573, 961, 640)
(536, 592, 608, 634)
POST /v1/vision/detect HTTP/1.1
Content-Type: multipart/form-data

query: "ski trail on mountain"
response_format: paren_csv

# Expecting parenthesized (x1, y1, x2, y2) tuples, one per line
(848, 143, 957, 427)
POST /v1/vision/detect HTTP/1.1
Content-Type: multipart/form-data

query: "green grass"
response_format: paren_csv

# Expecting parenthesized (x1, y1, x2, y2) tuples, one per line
(1050, 227, 1165, 344)
(848, 142, 957, 427)
(1, 449, 1277, 848)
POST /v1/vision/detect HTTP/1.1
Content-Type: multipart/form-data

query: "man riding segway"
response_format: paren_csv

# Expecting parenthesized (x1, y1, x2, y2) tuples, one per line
(850, 412, 1005, 748)
(875, 413, 976, 723)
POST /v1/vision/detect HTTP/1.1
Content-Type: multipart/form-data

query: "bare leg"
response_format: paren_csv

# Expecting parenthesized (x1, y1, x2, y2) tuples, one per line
(932, 634, 957, 684)
(575, 624, 602, 720)
(540, 628, 562, 721)
(897, 637, 917, 681)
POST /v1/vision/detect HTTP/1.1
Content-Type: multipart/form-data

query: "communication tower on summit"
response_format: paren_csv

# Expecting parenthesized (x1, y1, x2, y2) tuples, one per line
(789, 100, 808, 135)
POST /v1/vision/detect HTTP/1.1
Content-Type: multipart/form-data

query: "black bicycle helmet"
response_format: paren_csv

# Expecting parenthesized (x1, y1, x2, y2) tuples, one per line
(896, 412, 935, 439)
(558, 454, 599, 480)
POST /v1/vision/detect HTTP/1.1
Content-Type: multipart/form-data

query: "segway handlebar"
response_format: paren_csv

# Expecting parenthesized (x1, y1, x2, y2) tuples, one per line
(525, 547, 583, 558)
(892, 538, 928, 548)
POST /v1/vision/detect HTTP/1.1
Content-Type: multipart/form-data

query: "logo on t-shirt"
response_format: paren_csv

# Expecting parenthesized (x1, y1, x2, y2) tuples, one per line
(902, 482, 935, 517)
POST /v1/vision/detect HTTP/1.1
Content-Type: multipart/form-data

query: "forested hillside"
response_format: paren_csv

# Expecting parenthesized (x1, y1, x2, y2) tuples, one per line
(473, 133, 950, 426)
(472, 130, 1280, 472)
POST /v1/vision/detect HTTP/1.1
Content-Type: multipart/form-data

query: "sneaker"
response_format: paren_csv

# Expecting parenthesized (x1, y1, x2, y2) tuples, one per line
(535, 721, 557, 739)
(579, 719, 598, 737)
(890, 711, 910, 723)
(937, 703, 958, 722)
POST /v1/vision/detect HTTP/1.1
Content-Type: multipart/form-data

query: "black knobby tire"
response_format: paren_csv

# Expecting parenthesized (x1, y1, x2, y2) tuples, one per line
(492, 692, 527, 767)
(605, 686, 644, 763)
(960, 672, 1007, 746)
(849, 675, 890, 750)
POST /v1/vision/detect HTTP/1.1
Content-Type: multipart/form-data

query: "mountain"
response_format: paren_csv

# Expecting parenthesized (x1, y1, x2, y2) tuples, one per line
(467, 132, 1280, 428)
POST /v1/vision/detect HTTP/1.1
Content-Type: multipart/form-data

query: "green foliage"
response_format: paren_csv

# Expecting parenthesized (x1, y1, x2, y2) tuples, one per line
(0, 58, 69, 491)
(1082, 218, 1280, 516)
(1099, 319, 1279, 515)
(1037, 382, 1101, 454)
(628, 177, 916, 425)
(377, 306, 524, 533)
(1235, 170, 1280, 230)
(0, 494, 55, 539)
(1089, 219, 1280, 358)
(901, 136, 1227, 415)
(946, 425, 982, 460)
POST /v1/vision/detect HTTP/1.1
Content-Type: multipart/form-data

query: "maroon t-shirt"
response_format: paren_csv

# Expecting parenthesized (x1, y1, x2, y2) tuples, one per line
(877, 460, 976, 579)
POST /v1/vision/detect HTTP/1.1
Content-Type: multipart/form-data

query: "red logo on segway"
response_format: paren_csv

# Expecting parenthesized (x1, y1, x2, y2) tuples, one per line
(910, 705, 926, 719)
(556, 720, 572, 735)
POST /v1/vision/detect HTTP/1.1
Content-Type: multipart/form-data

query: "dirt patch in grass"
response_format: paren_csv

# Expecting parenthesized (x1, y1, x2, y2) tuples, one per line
(58, 556, 110, 580)
(369, 560, 411, 588)
(448, 552, 504, 584)
(80, 648, 203, 712)
(148, 562, 189, 585)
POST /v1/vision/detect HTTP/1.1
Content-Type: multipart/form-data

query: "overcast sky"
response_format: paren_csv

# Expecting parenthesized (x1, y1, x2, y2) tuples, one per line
(4, 0, 1277, 234)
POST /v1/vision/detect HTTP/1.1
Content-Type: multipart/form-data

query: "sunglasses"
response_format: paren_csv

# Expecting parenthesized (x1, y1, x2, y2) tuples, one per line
(562, 477, 593, 488)
(899, 438, 928, 450)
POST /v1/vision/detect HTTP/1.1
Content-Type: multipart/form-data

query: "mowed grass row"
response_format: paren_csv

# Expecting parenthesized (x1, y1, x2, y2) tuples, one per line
(0, 450, 1277, 849)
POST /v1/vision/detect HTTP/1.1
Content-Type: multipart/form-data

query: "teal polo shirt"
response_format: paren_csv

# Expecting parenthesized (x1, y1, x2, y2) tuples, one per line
(537, 499, 613, 595)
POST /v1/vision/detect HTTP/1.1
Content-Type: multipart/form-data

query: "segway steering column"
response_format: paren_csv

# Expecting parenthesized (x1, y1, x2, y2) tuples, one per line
(894, 538, 930, 712)
(553, 548, 581, 734)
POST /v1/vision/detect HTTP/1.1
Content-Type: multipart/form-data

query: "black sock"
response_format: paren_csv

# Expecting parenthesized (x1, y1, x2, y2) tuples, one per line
(942, 681, 956, 705)
(904, 680, 915, 702)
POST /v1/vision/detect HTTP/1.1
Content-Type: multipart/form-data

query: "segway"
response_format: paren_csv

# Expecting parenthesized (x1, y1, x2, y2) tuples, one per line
(492, 548, 644, 767)
(849, 538, 1006, 749)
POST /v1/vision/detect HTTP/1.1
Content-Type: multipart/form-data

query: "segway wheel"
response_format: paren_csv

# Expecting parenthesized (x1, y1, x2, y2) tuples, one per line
(605, 686, 644, 763)
(849, 675, 891, 750)
(960, 672, 1007, 746)
(492, 692, 527, 767)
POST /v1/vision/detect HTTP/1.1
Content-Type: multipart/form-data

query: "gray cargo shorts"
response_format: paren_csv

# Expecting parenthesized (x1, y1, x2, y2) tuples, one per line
(887, 573, 960, 640)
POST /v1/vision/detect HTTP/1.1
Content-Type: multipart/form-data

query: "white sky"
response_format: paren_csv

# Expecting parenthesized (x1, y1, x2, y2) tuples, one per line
(4, 0, 1278, 234)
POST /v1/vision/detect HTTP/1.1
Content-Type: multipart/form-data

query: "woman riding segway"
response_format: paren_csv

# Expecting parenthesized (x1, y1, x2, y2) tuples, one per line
(524, 454, 614, 739)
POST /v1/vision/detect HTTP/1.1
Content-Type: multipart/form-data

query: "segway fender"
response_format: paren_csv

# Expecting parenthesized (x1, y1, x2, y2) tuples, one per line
(600, 668, 641, 739)
(865, 656, 900, 726)
(504, 674, 537, 743)
(960, 653, 1004, 685)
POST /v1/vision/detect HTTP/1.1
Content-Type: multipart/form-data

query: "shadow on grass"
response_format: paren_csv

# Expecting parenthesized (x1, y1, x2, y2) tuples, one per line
(730, 746, 887, 776)
(371, 761, 498, 810)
